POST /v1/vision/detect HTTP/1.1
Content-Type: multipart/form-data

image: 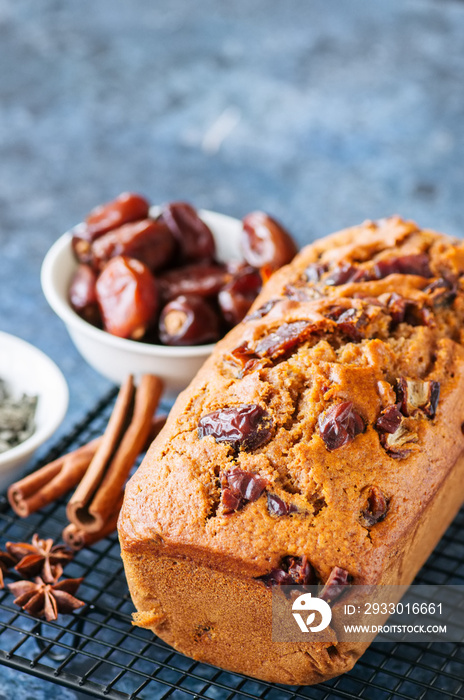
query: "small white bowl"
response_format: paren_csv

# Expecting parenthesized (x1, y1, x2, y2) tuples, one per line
(0, 332, 69, 479)
(41, 208, 242, 397)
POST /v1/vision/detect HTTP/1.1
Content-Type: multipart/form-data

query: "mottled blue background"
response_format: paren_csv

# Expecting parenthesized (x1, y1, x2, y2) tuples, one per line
(1, 0, 464, 696)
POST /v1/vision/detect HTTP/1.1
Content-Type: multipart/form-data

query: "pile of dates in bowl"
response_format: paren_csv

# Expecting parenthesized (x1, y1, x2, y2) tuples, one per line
(69, 193, 298, 346)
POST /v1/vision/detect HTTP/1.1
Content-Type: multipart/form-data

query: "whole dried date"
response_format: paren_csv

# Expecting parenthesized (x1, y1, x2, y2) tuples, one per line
(69, 264, 101, 326)
(70, 196, 299, 347)
(71, 223, 94, 265)
(159, 295, 220, 346)
(158, 202, 216, 262)
(318, 402, 364, 450)
(241, 212, 298, 271)
(90, 219, 175, 272)
(86, 192, 149, 238)
(198, 404, 273, 451)
(158, 263, 228, 303)
(96, 256, 158, 339)
(72, 192, 150, 263)
(218, 267, 262, 326)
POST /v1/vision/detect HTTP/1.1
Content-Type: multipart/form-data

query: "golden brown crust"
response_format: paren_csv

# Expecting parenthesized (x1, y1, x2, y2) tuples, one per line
(119, 216, 464, 684)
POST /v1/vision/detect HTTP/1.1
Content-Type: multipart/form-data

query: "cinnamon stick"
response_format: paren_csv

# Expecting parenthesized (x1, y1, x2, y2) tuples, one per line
(8, 438, 101, 517)
(62, 413, 165, 550)
(60, 414, 166, 550)
(7, 410, 164, 520)
(67, 374, 163, 533)
(66, 375, 135, 531)
(62, 497, 123, 550)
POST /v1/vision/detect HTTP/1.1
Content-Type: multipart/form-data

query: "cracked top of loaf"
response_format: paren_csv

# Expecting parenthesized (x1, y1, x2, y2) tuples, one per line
(119, 216, 464, 585)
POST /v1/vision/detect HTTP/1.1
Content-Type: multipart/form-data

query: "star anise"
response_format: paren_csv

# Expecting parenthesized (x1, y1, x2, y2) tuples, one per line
(8, 576, 84, 622)
(0, 550, 16, 588)
(6, 534, 74, 584)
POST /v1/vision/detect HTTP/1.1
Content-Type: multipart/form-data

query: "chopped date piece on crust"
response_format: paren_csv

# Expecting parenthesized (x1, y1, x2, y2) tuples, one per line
(375, 405, 403, 434)
(325, 263, 373, 286)
(319, 566, 350, 604)
(227, 469, 268, 502)
(284, 283, 323, 302)
(259, 555, 315, 588)
(267, 493, 298, 517)
(326, 306, 368, 341)
(227, 343, 262, 374)
(380, 422, 418, 459)
(423, 277, 457, 308)
(198, 404, 273, 451)
(417, 306, 435, 328)
(386, 293, 413, 325)
(255, 321, 314, 359)
(318, 402, 365, 451)
(221, 487, 242, 514)
(352, 293, 385, 307)
(260, 568, 295, 586)
(375, 402, 419, 458)
(389, 293, 434, 327)
(373, 253, 432, 280)
(288, 556, 314, 585)
(221, 468, 268, 514)
(305, 262, 328, 283)
(244, 298, 279, 322)
(360, 486, 388, 527)
(396, 378, 440, 418)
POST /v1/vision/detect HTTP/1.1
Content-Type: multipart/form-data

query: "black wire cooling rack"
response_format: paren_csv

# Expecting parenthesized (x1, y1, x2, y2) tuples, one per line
(1, 387, 464, 699)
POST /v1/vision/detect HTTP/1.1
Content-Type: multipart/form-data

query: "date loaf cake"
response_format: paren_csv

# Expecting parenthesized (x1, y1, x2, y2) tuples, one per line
(119, 216, 464, 684)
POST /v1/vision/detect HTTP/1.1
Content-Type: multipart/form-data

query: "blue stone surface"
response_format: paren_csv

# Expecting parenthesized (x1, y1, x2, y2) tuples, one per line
(1, 0, 464, 696)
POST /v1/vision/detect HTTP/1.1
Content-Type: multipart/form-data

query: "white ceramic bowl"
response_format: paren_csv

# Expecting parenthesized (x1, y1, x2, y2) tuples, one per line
(0, 332, 69, 480)
(41, 208, 242, 397)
